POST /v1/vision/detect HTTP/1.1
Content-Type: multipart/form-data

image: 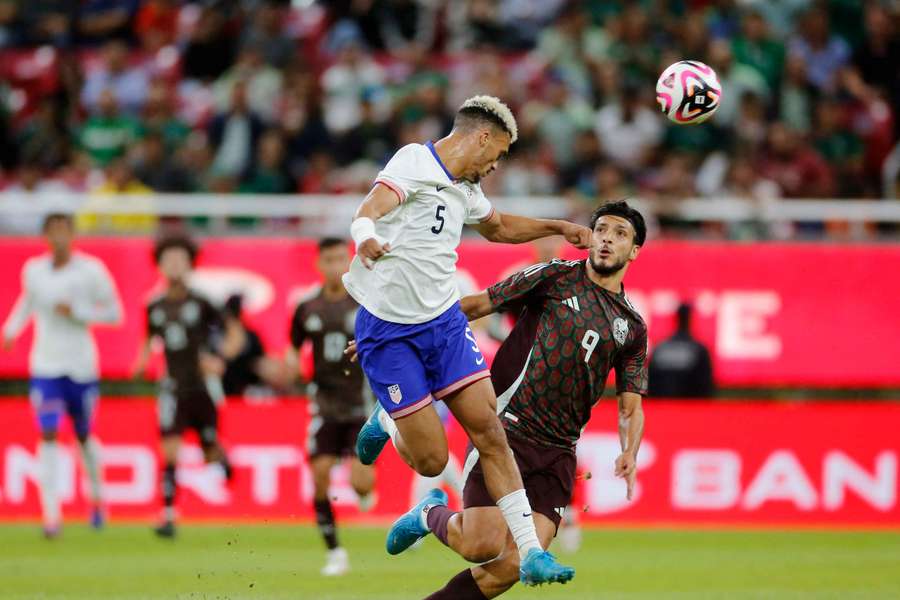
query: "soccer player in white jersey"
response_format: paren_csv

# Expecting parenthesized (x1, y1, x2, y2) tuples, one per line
(2, 213, 122, 538)
(347, 95, 589, 585)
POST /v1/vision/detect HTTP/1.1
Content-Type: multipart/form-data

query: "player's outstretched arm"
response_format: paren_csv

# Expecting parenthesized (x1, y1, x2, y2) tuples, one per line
(2, 268, 34, 350)
(459, 291, 495, 321)
(471, 211, 591, 248)
(351, 183, 399, 269)
(615, 392, 644, 501)
(70, 262, 123, 326)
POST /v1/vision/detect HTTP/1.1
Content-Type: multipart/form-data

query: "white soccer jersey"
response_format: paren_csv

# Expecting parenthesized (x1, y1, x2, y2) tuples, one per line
(2, 252, 122, 381)
(343, 142, 495, 324)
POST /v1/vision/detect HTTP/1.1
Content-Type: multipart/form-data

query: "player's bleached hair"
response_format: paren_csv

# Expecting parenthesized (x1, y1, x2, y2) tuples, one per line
(456, 95, 518, 144)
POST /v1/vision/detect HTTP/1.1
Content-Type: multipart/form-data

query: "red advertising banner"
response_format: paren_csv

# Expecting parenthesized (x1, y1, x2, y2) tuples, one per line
(1, 238, 899, 386)
(0, 399, 897, 526)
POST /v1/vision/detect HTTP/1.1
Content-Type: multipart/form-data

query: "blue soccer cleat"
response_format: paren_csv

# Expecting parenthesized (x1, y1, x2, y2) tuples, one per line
(519, 548, 575, 586)
(385, 488, 448, 555)
(356, 404, 390, 466)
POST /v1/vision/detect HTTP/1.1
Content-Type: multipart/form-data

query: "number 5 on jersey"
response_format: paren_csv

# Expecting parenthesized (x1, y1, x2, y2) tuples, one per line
(431, 204, 446, 234)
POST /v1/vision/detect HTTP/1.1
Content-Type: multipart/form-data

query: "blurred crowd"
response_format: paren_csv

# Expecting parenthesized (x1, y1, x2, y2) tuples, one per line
(0, 0, 898, 234)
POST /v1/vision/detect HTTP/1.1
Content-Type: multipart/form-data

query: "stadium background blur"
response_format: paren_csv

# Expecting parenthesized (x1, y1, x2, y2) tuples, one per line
(1, 1, 899, 599)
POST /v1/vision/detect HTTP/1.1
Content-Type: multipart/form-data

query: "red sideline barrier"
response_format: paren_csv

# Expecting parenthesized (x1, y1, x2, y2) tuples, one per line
(0, 399, 898, 526)
(2, 238, 900, 386)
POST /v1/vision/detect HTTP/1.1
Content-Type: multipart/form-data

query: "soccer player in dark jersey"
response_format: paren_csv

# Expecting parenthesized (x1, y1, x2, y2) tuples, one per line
(383, 200, 648, 599)
(133, 235, 232, 538)
(287, 237, 375, 576)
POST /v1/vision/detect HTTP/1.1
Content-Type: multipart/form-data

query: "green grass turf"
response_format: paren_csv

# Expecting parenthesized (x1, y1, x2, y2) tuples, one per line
(2, 524, 899, 600)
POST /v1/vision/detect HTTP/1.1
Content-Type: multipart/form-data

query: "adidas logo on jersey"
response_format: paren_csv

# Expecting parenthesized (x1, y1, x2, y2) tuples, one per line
(562, 296, 580, 311)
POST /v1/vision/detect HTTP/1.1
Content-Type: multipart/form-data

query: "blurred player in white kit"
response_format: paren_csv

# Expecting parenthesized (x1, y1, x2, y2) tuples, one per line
(2, 213, 122, 537)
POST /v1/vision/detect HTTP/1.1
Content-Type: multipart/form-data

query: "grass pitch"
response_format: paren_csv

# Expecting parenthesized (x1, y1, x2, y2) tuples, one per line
(2, 523, 899, 600)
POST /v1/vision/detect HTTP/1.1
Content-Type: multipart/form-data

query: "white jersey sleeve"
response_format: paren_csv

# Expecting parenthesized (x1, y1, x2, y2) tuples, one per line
(463, 183, 494, 224)
(373, 144, 430, 203)
(2, 262, 35, 341)
(71, 259, 122, 325)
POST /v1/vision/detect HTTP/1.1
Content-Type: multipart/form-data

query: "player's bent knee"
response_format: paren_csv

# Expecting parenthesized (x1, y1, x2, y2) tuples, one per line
(460, 538, 504, 563)
(414, 453, 448, 477)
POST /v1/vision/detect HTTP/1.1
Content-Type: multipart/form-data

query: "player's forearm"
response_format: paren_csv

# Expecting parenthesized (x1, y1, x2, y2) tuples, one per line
(617, 394, 644, 457)
(2, 293, 32, 340)
(72, 299, 123, 325)
(488, 213, 569, 244)
(460, 291, 495, 321)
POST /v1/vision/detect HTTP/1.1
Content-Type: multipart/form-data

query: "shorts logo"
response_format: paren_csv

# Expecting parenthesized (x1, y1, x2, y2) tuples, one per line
(554, 507, 566, 517)
(388, 384, 403, 404)
(613, 318, 629, 346)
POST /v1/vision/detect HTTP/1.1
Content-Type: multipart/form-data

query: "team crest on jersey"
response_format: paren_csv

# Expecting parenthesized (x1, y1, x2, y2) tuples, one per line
(305, 314, 323, 332)
(613, 318, 629, 346)
(181, 301, 200, 325)
(150, 307, 166, 327)
(388, 384, 403, 404)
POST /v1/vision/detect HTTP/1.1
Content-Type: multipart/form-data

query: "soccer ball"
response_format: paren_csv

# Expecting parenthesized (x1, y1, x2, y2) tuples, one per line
(655, 60, 721, 125)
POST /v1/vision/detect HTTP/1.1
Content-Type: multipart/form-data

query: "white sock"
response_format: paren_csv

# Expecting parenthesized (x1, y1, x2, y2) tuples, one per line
(377, 408, 400, 446)
(38, 441, 61, 527)
(441, 454, 464, 498)
(79, 438, 103, 505)
(497, 489, 542, 559)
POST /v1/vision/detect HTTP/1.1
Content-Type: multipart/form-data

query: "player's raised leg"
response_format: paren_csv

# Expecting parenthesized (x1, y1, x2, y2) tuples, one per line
(444, 379, 573, 584)
(425, 512, 558, 599)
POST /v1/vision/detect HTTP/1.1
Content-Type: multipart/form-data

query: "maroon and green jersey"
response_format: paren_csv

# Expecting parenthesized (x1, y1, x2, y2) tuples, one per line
(487, 259, 648, 448)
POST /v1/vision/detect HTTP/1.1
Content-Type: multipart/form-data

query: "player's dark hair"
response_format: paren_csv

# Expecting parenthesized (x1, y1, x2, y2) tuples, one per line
(454, 107, 512, 140)
(318, 237, 346, 251)
(154, 234, 198, 265)
(590, 200, 647, 246)
(42, 212, 74, 232)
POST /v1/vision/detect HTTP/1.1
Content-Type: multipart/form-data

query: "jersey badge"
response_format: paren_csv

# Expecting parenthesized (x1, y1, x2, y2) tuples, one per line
(388, 384, 403, 404)
(150, 307, 166, 327)
(305, 314, 323, 332)
(181, 301, 200, 325)
(613, 317, 629, 346)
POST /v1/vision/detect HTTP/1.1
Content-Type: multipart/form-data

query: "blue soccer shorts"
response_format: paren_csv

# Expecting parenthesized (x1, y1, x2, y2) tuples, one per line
(355, 303, 490, 418)
(29, 376, 99, 438)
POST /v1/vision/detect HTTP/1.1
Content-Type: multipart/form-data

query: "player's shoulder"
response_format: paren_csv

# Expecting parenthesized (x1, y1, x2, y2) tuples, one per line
(382, 143, 434, 175)
(534, 258, 583, 279)
(619, 289, 648, 329)
(188, 289, 218, 310)
(294, 285, 324, 313)
(22, 253, 51, 276)
(71, 251, 109, 273)
(388, 143, 429, 163)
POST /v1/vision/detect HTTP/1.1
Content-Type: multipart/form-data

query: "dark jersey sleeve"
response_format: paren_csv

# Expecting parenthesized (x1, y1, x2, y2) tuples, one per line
(146, 302, 159, 339)
(289, 302, 307, 350)
(487, 259, 574, 314)
(615, 323, 649, 395)
(200, 298, 223, 354)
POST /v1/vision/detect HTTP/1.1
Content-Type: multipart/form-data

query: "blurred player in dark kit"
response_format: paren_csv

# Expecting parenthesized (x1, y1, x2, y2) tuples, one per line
(287, 237, 375, 576)
(133, 235, 232, 538)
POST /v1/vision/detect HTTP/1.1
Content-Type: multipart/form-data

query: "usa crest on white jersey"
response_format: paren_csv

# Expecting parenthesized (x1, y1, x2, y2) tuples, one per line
(388, 384, 403, 404)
